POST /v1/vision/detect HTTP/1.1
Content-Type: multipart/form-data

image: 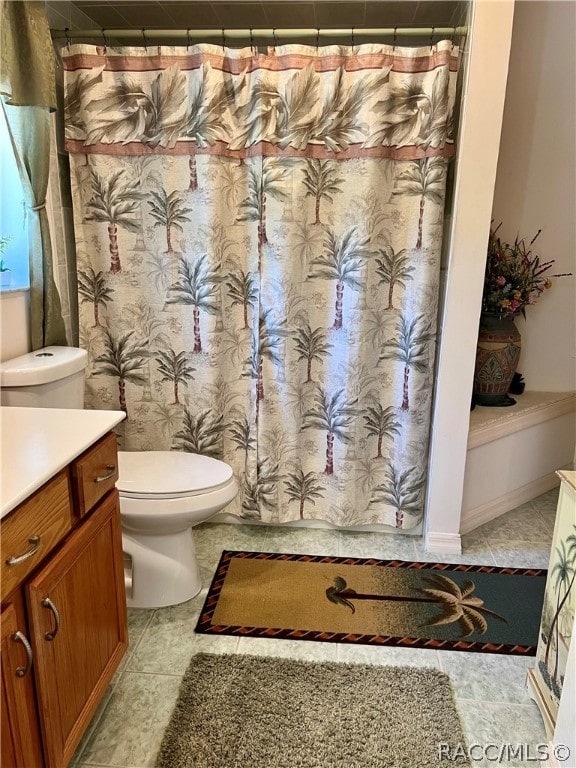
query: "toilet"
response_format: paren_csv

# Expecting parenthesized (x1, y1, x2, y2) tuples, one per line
(0, 346, 239, 608)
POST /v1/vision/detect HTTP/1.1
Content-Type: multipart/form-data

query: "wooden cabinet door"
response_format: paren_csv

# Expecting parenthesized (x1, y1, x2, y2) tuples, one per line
(1, 597, 44, 768)
(27, 491, 128, 768)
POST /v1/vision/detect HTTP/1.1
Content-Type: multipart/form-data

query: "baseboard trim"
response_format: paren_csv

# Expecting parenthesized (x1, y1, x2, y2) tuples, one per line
(423, 531, 462, 554)
(460, 471, 565, 534)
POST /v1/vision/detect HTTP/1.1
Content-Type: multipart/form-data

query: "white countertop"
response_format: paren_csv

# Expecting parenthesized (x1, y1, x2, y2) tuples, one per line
(0, 407, 125, 519)
(558, 470, 576, 493)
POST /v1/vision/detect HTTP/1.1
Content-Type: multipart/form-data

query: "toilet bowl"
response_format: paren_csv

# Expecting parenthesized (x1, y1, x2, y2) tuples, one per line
(0, 346, 239, 609)
(117, 450, 238, 609)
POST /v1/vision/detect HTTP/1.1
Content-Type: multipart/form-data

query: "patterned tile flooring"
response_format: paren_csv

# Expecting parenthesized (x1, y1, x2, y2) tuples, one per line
(72, 488, 559, 768)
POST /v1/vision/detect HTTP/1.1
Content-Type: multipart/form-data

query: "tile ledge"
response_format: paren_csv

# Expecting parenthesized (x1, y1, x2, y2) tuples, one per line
(0, 286, 29, 295)
(468, 391, 575, 449)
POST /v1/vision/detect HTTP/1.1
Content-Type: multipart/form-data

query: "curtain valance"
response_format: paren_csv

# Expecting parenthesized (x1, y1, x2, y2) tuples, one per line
(63, 41, 459, 161)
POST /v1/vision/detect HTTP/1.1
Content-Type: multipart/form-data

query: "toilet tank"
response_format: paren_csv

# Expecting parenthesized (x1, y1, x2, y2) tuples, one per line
(0, 346, 88, 409)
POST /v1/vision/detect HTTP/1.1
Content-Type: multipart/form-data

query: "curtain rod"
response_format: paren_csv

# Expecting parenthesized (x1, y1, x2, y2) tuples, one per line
(52, 26, 468, 42)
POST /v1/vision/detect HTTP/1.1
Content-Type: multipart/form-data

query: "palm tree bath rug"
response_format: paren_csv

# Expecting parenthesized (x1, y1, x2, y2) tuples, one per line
(195, 551, 547, 655)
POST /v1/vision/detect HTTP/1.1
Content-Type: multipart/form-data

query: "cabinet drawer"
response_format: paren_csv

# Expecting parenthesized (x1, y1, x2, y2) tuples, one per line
(1, 471, 72, 601)
(72, 432, 119, 518)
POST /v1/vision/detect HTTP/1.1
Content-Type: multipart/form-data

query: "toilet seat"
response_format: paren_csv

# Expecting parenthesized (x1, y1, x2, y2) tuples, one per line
(117, 450, 234, 500)
(116, 450, 238, 532)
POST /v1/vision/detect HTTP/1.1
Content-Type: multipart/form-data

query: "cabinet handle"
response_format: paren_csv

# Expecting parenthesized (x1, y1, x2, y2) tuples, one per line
(13, 631, 33, 677)
(41, 598, 61, 641)
(5, 535, 42, 566)
(94, 464, 116, 483)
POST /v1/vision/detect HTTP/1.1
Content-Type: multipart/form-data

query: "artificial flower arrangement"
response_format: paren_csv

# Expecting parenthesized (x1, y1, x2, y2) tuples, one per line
(482, 224, 571, 318)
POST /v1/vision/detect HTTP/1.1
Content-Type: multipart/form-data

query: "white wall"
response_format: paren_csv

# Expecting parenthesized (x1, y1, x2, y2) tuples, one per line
(424, 0, 516, 552)
(491, 0, 576, 392)
(461, 412, 575, 532)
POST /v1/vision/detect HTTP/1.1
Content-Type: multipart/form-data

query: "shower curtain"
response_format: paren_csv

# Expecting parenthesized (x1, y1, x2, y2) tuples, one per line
(63, 40, 459, 530)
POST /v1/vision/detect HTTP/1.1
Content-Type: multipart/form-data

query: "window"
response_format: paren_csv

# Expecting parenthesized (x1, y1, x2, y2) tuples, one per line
(0, 107, 29, 290)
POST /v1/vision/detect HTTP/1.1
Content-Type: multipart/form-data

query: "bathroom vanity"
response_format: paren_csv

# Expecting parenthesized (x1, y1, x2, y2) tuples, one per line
(0, 407, 127, 768)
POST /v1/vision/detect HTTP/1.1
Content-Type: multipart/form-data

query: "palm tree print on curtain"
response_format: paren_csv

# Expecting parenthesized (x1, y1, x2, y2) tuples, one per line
(309, 228, 374, 330)
(84, 169, 143, 273)
(155, 349, 195, 405)
(147, 189, 192, 254)
(77, 266, 114, 327)
(302, 160, 344, 226)
(166, 254, 221, 353)
(93, 329, 148, 417)
(393, 158, 445, 250)
(63, 40, 460, 530)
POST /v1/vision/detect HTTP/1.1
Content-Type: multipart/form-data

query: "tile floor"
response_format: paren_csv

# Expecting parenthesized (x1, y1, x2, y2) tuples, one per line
(72, 488, 559, 768)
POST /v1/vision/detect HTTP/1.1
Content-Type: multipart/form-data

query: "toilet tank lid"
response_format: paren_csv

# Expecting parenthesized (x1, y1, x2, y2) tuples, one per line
(0, 346, 88, 387)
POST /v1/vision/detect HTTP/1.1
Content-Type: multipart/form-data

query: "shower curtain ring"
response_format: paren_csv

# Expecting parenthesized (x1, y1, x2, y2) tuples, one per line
(351, 26, 355, 52)
(141, 28, 148, 51)
(272, 27, 278, 54)
(186, 28, 191, 51)
(451, 25, 457, 50)
(221, 28, 226, 52)
(65, 27, 71, 50)
(430, 26, 435, 52)
(316, 28, 320, 53)
(250, 27, 256, 56)
(392, 25, 397, 53)
(101, 28, 109, 52)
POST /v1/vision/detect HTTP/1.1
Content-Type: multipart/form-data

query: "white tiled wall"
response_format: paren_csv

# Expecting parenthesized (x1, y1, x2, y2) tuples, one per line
(45, 0, 96, 32)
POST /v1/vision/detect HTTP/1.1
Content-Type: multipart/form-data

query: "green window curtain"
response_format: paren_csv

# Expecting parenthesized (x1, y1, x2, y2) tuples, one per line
(0, 0, 57, 111)
(1, 1, 66, 348)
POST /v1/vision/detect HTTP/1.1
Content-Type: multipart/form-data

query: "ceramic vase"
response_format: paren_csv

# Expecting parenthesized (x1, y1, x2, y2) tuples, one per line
(473, 312, 521, 406)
